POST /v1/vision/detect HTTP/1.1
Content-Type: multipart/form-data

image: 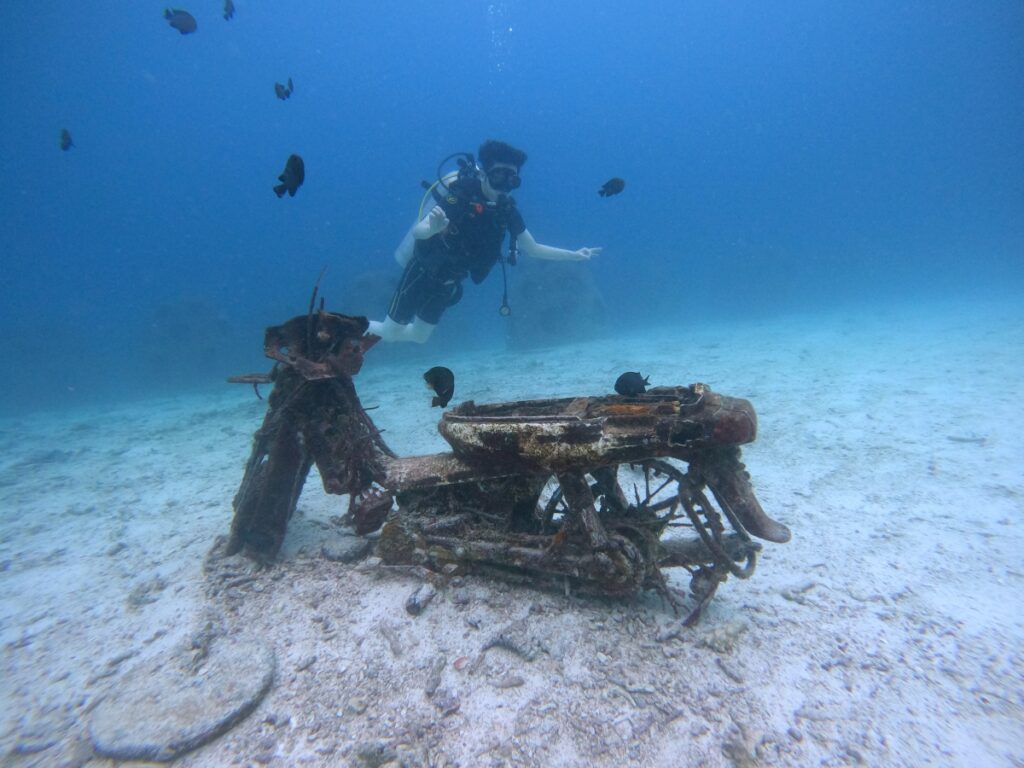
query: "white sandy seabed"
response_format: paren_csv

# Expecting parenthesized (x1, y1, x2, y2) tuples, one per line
(0, 296, 1022, 767)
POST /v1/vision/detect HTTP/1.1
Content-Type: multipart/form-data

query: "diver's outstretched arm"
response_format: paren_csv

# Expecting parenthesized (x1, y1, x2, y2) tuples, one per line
(517, 228, 602, 262)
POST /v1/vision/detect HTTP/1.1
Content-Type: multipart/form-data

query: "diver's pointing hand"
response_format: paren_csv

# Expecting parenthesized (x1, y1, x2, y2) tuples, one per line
(575, 246, 603, 261)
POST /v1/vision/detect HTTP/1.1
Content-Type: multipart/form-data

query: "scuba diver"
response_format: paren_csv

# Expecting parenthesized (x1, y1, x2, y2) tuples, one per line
(367, 140, 603, 343)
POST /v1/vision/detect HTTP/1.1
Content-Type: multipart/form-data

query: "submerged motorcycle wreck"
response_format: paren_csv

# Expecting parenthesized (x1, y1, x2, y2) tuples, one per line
(225, 309, 791, 625)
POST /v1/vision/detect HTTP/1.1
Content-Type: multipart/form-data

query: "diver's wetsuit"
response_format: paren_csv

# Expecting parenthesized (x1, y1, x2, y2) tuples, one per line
(387, 176, 526, 325)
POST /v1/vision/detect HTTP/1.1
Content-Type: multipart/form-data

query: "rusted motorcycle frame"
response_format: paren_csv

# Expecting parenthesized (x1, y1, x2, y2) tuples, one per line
(226, 311, 790, 624)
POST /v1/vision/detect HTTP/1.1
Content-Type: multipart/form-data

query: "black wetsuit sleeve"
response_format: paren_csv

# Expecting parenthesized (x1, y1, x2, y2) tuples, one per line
(508, 206, 526, 237)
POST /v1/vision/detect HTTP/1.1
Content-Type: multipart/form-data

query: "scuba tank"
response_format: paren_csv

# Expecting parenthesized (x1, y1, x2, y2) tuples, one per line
(395, 152, 519, 314)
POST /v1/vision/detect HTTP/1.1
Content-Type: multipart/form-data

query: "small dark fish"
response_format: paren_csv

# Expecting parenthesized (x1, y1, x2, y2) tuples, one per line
(614, 371, 649, 396)
(164, 8, 197, 34)
(223, 0, 235, 20)
(274, 154, 304, 198)
(59, 129, 74, 151)
(599, 177, 625, 197)
(274, 77, 294, 100)
(423, 366, 455, 408)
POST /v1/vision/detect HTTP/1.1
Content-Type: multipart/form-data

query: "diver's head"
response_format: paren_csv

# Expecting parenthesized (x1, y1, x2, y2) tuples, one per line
(479, 139, 526, 196)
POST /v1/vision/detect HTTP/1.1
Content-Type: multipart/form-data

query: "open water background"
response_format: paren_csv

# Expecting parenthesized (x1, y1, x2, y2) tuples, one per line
(1, 1, 1021, 415)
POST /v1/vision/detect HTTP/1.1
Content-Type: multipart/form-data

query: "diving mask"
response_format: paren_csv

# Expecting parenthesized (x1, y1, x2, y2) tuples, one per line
(486, 166, 521, 192)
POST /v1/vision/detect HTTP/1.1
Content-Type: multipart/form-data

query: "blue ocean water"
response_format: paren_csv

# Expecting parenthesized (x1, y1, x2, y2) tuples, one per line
(1, 1, 1021, 416)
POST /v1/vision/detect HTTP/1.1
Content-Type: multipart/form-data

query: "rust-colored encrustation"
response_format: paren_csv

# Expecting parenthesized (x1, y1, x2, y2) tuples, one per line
(224, 310, 790, 623)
